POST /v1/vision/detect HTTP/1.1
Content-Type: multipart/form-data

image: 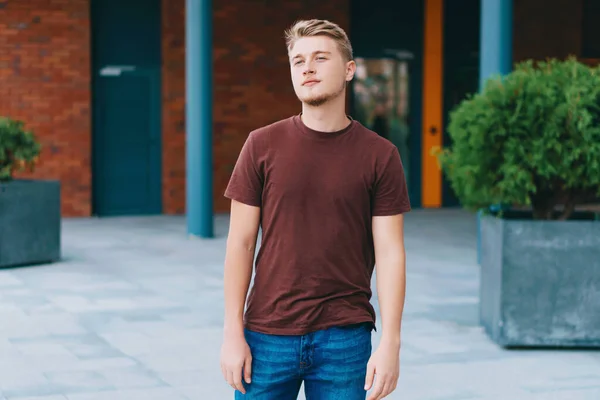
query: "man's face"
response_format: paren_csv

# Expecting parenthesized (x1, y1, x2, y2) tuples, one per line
(289, 36, 355, 107)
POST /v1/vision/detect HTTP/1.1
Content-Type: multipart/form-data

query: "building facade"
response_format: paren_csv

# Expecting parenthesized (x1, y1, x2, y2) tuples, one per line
(1, 0, 596, 221)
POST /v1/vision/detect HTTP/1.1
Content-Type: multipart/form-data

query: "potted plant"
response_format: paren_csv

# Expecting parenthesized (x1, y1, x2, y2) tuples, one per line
(435, 57, 600, 348)
(0, 116, 61, 268)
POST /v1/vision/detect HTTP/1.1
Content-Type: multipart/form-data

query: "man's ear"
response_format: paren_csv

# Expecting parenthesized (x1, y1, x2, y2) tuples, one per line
(346, 60, 356, 82)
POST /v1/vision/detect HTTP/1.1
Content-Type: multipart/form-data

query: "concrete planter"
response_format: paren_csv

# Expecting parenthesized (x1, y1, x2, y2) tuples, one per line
(0, 179, 61, 268)
(480, 211, 600, 348)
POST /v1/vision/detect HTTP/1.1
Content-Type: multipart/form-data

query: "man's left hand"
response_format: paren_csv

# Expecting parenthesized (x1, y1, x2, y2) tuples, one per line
(364, 341, 400, 400)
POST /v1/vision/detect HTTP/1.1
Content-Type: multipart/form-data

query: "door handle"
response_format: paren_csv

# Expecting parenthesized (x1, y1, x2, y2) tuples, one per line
(99, 65, 136, 77)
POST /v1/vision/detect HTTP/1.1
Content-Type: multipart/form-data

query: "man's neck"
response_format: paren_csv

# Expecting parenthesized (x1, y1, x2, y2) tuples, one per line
(300, 95, 350, 133)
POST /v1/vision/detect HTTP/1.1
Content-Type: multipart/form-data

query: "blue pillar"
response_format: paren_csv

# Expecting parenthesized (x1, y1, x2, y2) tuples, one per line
(479, 0, 513, 90)
(477, 0, 512, 264)
(186, 0, 214, 238)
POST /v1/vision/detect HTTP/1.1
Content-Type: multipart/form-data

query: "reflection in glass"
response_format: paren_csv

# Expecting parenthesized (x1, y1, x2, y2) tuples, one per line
(353, 57, 411, 191)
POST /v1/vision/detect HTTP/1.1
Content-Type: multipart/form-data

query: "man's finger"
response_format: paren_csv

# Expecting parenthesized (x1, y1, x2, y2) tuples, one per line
(226, 369, 234, 388)
(377, 381, 392, 400)
(244, 356, 252, 383)
(367, 375, 385, 400)
(233, 366, 246, 394)
(364, 363, 375, 390)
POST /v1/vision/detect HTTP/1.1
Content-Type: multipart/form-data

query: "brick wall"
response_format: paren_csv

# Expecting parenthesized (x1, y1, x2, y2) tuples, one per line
(163, 0, 351, 214)
(161, 0, 186, 214)
(0, 0, 91, 216)
(513, 0, 583, 62)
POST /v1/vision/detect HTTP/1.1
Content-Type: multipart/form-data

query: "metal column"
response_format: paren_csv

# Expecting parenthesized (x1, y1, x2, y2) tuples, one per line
(479, 0, 513, 89)
(186, 0, 214, 238)
(477, 0, 512, 264)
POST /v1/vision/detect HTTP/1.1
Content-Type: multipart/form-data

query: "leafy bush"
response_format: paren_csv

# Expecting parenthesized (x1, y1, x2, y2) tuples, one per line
(436, 57, 600, 220)
(0, 117, 41, 181)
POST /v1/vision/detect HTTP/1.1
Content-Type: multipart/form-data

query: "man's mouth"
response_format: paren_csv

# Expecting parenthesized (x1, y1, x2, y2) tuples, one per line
(303, 79, 320, 86)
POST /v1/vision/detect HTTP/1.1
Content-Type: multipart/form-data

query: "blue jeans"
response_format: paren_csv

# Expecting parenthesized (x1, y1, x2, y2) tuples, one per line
(235, 322, 373, 400)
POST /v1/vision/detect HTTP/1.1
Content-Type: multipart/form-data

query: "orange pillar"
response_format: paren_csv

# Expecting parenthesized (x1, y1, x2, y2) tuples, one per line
(422, 0, 444, 208)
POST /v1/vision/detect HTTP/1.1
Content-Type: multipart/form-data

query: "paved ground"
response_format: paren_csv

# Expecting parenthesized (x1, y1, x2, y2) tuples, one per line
(0, 209, 599, 400)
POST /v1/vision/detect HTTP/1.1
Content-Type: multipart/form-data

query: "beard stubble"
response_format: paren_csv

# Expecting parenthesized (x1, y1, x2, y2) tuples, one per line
(301, 79, 346, 107)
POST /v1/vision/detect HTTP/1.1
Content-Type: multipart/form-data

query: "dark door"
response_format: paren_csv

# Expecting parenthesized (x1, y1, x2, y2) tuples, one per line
(442, 0, 480, 207)
(350, 54, 417, 203)
(350, 0, 424, 207)
(91, 0, 162, 216)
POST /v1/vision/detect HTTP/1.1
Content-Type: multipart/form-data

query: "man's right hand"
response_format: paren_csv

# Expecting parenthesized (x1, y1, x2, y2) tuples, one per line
(221, 199, 260, 394)
(220, 332, 253, 394)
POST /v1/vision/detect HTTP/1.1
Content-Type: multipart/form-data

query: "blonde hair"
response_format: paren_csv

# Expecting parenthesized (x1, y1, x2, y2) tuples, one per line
(284, 19, 353, 62)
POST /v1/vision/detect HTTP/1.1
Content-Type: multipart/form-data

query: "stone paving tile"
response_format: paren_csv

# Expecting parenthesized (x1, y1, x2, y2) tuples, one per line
(0, 210, 598, 400)
(7, 396, 68, 400)
(63, 387, 189, 400)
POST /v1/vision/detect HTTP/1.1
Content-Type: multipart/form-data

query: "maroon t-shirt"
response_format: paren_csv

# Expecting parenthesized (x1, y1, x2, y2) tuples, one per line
(224, 114, 411, 335)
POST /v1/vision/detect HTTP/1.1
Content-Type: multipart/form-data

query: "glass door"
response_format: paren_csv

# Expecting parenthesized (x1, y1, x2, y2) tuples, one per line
(351, 54, 413, 194)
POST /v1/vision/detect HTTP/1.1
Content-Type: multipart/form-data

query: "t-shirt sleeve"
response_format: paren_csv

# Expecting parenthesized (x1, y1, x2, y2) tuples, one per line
(372, 146, 411, 216)
(224, 132, 264, 207)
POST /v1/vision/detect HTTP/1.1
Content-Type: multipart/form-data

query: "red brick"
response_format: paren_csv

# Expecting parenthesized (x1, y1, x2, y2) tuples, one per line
(0, 0, 91, 217)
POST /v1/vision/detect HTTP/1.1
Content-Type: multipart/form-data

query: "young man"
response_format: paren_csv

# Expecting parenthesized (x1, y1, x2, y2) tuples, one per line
(220, 19, 410, 400)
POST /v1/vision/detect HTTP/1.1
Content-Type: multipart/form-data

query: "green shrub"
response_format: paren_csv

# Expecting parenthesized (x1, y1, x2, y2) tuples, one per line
(436, 56, 600, 220)
(0, 117, 41, 181)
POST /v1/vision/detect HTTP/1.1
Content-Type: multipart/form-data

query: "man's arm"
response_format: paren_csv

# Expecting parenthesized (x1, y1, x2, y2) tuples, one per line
(221, 199, 261, 394)
(223, 199, 261, 336)
(373, 213, 406, 345)
(365, 213, 406, 400)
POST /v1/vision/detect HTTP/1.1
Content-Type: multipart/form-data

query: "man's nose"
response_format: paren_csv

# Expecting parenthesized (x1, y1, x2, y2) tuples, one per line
(303, 62, 315, 75)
